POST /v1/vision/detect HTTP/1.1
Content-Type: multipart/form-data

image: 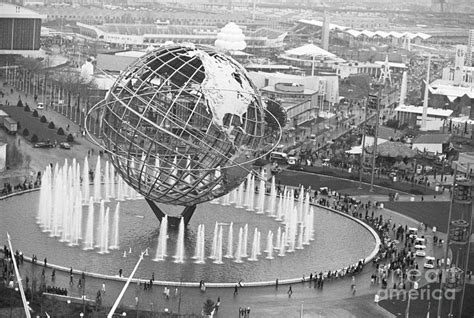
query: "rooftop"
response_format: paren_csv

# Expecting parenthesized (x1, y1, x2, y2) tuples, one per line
(394, 105, 453, 117)
(377, 126, 404, 141)
(413, 134, 451, 144)
(0, 3, 46, 19)
(429, 79, 474, 101)
(261, 85, 317, 95)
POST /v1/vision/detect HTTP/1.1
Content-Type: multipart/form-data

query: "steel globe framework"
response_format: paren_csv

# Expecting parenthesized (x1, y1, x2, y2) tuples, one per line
(96, 44, 266, 208)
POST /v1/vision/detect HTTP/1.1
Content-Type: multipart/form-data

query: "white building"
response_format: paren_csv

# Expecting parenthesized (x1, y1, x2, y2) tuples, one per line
(395, 105, 453, 130)
(412, 134, 451, 154)
(0, 141, 6, 172)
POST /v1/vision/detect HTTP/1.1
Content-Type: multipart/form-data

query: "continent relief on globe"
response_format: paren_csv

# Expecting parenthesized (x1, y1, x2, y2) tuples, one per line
(185, 50, 255, 141)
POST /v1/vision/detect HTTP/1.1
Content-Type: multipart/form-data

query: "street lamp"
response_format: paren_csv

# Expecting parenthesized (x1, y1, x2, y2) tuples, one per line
(369, 82, 383, 192)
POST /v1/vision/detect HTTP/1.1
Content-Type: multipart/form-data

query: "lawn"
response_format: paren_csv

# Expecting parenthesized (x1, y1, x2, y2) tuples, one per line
(0, 106, 68, 144)
(287, 165, 437, 195)
(382, 201, 451, 233)
(276, 169, 392, 195)
(277, 168, 436, 196)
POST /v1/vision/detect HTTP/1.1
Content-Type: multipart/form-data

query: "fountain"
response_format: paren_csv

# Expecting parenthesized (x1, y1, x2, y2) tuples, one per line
(256, 172, 266, 214)
(210, 222, 219, 260)
(174, 218, 185, 263)
(236, 182, 245, 208)
(213, 226, 224, 264)
(104, 161, 110, 202)
(265, 231, 274, 259)
(93, 157, 101, 202)
(193, 224, 206, 264)
(153, 215, 168, 261)
(248, 228, 259, 261)
(266, 176, 276, 216)
(242, 224, 249, 257)
(247, 175, 255, 211)
(109, 202, 120, 250)
(99, 207, 110, 254)
(234, 227, 244, 263)
(13, 158, 378, 283)
(84, 197, 94, 250)
(82, 156, 90, 204)
(109, 160, 115, 199)
(225, 222, 234, 259)
(278, 231, 286, 257)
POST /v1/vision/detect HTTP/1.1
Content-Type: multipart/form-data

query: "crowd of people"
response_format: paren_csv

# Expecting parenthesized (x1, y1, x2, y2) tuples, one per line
(44, 285, 68, 296)
(1, 172, 42, 197)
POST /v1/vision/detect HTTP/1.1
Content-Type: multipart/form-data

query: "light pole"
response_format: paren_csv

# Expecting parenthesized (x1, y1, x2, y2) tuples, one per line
(358, 98, 368, 189)
(370, 83, 383, 192)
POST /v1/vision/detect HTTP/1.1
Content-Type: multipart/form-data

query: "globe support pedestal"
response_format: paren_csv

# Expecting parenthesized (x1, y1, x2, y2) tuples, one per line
(145, 199, 197, 228)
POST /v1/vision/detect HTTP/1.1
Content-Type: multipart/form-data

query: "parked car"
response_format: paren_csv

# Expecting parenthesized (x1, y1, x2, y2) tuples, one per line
(270, 151, 288, 163)
(34, 142, 54, 148)
(59, 142, 71, 149)
(424, 256, 436, 269)
(287, 156, 297, 165)
(37, 102, 44, 110)
(414, 244, 427, 257)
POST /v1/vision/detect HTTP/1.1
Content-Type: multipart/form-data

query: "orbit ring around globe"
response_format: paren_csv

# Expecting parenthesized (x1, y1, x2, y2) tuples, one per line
(84, 94, 282, 173)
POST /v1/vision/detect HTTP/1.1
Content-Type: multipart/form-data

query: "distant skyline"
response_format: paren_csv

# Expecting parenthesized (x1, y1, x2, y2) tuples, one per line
(1, 0, 473, 14)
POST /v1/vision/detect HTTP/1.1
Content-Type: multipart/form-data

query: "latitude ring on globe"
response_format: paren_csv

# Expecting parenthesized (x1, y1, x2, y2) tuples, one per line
(84, 44, 282, 224)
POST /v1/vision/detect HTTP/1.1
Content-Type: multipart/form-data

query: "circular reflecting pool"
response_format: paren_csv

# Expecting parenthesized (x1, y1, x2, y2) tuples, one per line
(1, 191, 376, 283)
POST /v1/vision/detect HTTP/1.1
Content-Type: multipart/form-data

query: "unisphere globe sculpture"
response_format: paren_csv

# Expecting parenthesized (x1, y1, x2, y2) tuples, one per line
(96, 44, 266, 222)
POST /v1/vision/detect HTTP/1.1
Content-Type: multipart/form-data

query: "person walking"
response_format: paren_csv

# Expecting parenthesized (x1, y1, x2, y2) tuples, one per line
(233, 284, 238, 296)
(287, 285, 293, 297)
(102, 281, 106, 294)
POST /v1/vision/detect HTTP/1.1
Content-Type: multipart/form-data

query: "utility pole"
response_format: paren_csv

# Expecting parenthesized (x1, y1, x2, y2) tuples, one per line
(370, 83, 382, 192)
(358, 99, 369, 189)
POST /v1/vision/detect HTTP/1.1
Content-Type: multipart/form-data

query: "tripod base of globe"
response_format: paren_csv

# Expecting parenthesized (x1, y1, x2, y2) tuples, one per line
(145, 198, 197, 228)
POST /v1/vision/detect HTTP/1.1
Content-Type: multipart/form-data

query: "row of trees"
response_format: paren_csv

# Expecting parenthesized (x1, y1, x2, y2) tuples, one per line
(8, 56, 103, 134)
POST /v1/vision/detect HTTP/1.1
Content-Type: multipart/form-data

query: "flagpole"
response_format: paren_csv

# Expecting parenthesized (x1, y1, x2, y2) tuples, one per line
(6, 233, 31, 318)
(405, 293, 411, 318)
(107, 252, 145, 318)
